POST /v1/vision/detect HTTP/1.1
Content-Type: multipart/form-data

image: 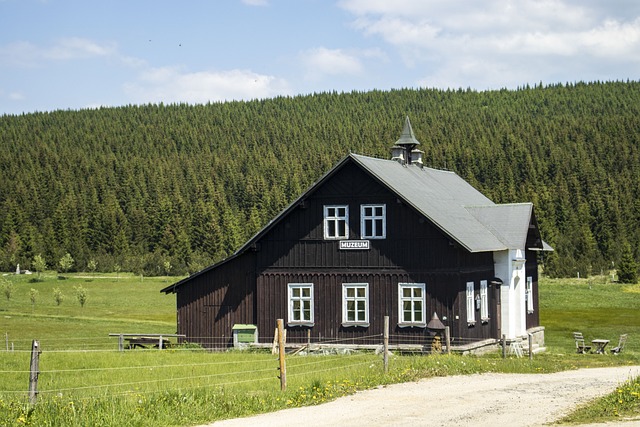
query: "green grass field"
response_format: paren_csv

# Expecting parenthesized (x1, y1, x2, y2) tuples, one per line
(1, 272, 176, 350)
(0, 272, 639, 426)
(540, 277, 640, 354)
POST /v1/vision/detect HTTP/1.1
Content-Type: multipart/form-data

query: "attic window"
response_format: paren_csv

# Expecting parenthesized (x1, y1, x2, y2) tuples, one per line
(361, 204, 386, 239)
(324, 205, 349, 239)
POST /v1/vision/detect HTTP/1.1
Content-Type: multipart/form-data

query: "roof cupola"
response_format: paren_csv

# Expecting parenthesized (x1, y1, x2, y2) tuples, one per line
(391, 116, 423, 166)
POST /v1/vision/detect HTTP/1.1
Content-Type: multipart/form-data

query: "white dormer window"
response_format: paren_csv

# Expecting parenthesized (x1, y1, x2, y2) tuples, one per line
(361, 204, 386, 239)
(324, 205, 349, 239)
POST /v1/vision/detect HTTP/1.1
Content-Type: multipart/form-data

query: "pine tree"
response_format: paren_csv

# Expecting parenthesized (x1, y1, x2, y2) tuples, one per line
(617, 243, 638, 284)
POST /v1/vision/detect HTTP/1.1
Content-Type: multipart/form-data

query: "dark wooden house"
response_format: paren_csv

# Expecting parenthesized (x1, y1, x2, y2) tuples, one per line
(162, 118, 550, 350)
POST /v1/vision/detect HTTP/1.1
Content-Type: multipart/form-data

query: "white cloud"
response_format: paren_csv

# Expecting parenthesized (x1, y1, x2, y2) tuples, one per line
(45, 38, 116, 60)
(0, 38, 117, 68)
(300, 47, 364, 80)
(340, 0, 640, 89)
(124, 67, 291, 104)
(8, 92, 24, 101)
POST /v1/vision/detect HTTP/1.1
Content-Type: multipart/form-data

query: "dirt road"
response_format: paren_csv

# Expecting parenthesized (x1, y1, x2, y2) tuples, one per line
(207, 366, 640, 427)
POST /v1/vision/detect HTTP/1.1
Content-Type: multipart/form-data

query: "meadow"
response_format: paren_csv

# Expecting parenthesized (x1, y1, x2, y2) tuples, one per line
(0, 272, 639, 426)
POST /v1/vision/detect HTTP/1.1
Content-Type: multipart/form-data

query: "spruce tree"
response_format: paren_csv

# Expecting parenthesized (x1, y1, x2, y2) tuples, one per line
(617, 243, 638, 284)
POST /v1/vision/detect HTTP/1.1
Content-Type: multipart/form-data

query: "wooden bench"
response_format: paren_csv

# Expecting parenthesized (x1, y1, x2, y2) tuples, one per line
(126, 336, 171, 349)
(109, 333, 186, 351)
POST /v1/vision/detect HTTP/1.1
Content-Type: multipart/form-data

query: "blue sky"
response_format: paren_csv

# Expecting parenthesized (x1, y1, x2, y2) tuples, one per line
(2, 0, 640, 115)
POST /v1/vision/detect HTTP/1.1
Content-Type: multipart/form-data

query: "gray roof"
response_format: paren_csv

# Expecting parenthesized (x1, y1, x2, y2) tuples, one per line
(351, 154, 551, 252)
(465, 204, 534, 250)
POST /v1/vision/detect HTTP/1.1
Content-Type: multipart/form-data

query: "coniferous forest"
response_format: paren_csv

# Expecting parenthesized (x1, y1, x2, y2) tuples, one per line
(1, 81, 639, 278)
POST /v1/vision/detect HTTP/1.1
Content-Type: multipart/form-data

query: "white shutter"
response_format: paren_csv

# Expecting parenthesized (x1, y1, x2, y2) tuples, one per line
(466, 282, 475, 325)
(480, 280, 488, 321)
(526, 277, 534, 313)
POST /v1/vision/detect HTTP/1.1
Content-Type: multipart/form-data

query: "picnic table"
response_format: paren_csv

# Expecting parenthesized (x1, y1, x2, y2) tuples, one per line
(591, 339, 610, 354)
(126, 336, 171, 349)
(109, 333, 186, 351)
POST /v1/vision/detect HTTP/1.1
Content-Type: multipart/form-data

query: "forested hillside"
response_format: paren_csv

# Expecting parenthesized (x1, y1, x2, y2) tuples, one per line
(1, 81, 639, 277)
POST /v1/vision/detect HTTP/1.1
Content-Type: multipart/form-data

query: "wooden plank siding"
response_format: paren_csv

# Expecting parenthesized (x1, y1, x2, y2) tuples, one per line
(171, 160, 540, 348)
(175, 253, 256, 347)
(256, 268, 498, 346)
(250, 162, 500, 345)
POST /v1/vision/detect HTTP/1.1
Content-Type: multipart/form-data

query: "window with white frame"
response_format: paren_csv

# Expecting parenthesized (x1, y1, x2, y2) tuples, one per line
(361, 204, 386, 239)
(288, 283, 314, 326)
(466, 282, 476, 325)
(480, 280, 489, 322)
(342, 283, 369, 326)
(398, 283, 426, 326)
(324, 205, 348, 239)
(526, 276, 534, 313)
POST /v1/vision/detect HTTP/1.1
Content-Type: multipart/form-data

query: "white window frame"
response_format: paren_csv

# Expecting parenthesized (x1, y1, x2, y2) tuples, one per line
(466, 281, 476, 326)
(526, 276, 534, 314)
(323, 205, 349, 239)
(480, 280, 489, 322)
(342, 283, 369, 326)
(288, 283, 314, 326)
(360, 204, 386, 239)
(398, 283, 426, 327)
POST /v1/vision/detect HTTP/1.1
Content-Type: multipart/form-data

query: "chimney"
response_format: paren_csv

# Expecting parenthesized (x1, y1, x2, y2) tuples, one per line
(391, 116, 422, 165)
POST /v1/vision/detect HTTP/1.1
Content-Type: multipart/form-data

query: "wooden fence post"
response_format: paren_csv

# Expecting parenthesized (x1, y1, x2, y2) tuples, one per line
(28, 340, 40, 406)
(444, 326, 451, 354)
(502, 335, 506, 359)
(528, 333, 533, 360)
(383, 316, 389, 373)
(118, 334, 124, 352)
(277, 319, 286, 391)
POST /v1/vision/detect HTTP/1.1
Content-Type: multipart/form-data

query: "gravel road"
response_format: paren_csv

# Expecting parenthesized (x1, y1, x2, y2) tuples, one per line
(206, 366, 640, 427)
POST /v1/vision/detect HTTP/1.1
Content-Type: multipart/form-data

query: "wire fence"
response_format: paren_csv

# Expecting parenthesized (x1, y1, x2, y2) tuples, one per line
(1, 329, 499, 405)
(0, 342, 380, 401)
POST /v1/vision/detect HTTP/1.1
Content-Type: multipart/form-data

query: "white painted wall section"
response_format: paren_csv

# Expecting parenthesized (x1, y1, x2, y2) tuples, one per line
(494, 248, 527, 339)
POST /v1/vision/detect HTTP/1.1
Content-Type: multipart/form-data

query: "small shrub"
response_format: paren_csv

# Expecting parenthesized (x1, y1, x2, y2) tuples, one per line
(1, 279, 14, 301)
(58, 252, 74, 274)
(74, 285, 88, 307)
(29, 288, 38, 308)
(32, 254, 47, 280)
(53, 287, 64, 306)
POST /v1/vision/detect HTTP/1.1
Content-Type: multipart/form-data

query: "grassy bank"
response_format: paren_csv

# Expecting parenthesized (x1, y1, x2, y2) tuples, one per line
(1, 273, 639, 426)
